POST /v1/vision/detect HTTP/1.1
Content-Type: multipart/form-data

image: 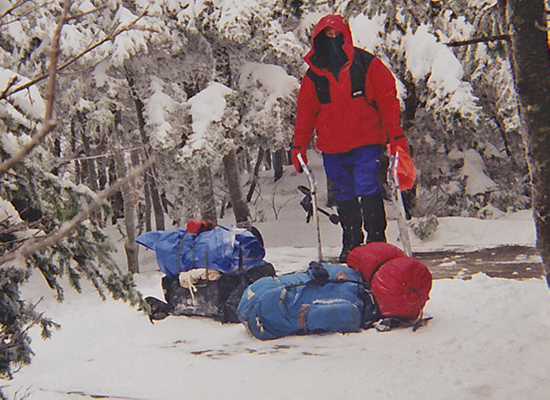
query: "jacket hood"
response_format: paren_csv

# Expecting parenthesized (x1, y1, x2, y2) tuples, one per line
(305, 14, 355, 74)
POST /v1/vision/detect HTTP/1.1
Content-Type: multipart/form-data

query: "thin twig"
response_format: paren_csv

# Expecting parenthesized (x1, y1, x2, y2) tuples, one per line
(56, 146, 143, 164)
(66, 5, 108, 22)
(0, 159, 154, 267)
(58, 51, 113, 76)
(0, 0, 32, 20)
(0, 75, 18, 99)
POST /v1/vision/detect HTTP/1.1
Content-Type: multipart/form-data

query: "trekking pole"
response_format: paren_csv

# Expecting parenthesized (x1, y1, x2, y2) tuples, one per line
(297, 154, 323, 262)
(390, 152, 413, 257)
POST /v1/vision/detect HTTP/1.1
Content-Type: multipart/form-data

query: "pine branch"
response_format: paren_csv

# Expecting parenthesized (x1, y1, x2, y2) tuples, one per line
(0, 159, 154, 267)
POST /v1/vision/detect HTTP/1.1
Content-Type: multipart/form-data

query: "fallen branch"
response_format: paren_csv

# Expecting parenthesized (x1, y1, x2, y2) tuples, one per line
(445, 34, 510, 47)
(38, 388, 148, 400)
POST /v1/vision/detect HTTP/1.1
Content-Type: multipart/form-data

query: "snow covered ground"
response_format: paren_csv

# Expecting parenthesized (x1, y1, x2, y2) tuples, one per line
(4, 158, 550, 400)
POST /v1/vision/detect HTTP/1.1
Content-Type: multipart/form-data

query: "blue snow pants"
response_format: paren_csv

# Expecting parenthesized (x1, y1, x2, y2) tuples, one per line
(322, 145, 384, 202)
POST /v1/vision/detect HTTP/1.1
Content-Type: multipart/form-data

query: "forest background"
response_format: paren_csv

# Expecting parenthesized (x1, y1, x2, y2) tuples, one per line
(0, 1, 549, 397)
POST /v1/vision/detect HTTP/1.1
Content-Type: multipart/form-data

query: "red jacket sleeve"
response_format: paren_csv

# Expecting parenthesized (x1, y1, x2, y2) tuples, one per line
(293, 74, 319, 149)
(365, 58, 408, 153)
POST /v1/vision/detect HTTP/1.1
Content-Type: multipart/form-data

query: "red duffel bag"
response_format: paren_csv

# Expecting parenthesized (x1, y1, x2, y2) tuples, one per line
(347, 243, 432, 321)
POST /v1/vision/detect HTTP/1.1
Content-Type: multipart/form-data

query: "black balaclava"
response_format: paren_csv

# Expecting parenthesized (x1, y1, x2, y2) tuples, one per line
(312, 32, 348, 78)
(325, 34, 347, 71)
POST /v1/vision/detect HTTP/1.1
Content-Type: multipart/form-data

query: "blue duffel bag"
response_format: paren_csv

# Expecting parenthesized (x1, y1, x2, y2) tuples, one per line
(136, 227, 265, 278)
(237, 262, 379, 340)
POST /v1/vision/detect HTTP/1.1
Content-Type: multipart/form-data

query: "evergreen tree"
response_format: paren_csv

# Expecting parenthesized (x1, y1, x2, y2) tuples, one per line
(0, 2, 149, 393)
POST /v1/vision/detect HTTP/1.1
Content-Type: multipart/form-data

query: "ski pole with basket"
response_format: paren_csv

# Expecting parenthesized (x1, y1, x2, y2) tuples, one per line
(297, 153, 324, 262)
(388, 151, 413, 257)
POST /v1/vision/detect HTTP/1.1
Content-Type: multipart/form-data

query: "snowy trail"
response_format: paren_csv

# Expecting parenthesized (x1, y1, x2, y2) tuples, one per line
(7, 267, 550, 400)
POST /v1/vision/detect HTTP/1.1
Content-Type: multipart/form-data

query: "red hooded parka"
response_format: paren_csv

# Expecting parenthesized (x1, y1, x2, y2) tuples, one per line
(293, 15, 407, 155)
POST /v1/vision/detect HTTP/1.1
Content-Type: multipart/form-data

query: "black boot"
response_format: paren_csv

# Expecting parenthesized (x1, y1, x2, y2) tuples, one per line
(361, 193, 387, 243)
(337, 199, 364, 263)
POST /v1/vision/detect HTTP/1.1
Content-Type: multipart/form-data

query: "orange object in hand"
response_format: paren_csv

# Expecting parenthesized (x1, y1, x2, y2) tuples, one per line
(396, 147, 416, 191)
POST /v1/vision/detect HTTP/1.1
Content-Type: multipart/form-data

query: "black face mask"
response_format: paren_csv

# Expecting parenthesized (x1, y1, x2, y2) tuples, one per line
(325, 34, 346, 68)
(313, 32, 348, 77)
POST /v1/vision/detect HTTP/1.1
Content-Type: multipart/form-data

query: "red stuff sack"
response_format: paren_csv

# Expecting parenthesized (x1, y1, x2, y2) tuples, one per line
(347, 243, 432, 321)
(186, 219, 216, 234)
(346, 242, 407, 279)
(370, 257, 432, 320)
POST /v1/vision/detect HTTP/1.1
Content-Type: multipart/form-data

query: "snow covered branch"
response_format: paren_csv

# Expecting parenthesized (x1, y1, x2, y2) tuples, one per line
(0, 0, 72, 179)
(0, 0, 53, 28)
(0, 159, 154, 267)
(0, 7, 150, 102)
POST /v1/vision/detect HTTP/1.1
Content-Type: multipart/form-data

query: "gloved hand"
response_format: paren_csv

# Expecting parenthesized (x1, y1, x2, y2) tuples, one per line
(291, 145, 308, 173)
(395, 147, 416, 191)
(389, 136, 409, 155)
(309, 261, 329, 285)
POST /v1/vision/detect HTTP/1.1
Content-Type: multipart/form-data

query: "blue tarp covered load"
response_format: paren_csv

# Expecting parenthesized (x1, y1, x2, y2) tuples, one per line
(237, 263, 379, 340)
(136, 227, 265, 278)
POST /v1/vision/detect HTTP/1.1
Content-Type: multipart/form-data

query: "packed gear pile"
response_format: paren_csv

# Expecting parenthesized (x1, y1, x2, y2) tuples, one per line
(138, 221, 432, 339)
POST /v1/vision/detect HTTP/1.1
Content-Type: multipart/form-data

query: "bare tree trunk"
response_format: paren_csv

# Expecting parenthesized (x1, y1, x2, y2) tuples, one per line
(75, 111, 105, 223)
(223, 149, 250, 224)
(273, 149, 284, 182)
(263, 149, 272, 170)
(142, 178, 152, 232)
(78, 113, 99, 193)
(197, 166, 217, 223)
(70, 115, 81, 184)
(504, 0, 550, 283)
(129, 148, 149, 233)
(246, 147, 264, 202)
(125, 67, 165, 231)
(111, 109, 139, 273)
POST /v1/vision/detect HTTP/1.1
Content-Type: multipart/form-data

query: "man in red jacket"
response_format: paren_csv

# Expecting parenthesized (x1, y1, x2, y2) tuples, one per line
(292, 14, 411, 262)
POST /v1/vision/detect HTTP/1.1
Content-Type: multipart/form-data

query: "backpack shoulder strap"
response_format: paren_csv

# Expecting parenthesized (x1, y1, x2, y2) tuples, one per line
(350, 48, 375, 99)
(306, 68, 331, 104)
